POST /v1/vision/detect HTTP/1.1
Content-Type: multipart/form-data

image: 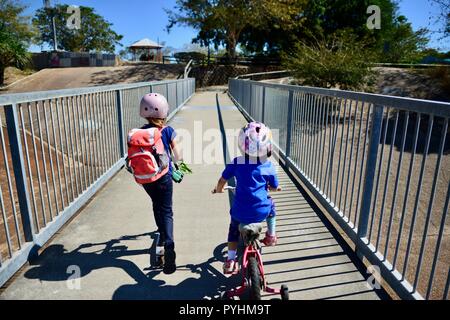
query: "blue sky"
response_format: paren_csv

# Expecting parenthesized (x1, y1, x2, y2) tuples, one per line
(25, 0, 198, 52)
(24, 0, 449, 53)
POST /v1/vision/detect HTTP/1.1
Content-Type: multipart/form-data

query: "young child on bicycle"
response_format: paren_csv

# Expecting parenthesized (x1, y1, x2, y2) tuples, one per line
(212, 122, 281, 274)
(129, 93, 182, 274)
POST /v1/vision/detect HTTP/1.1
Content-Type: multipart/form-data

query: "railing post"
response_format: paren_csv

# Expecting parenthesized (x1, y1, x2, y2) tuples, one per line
(285, 90, 294, 157)
(176, 81, 179, 107)
(249, 83, 252, 115)
(240, 80, 244, 105)
(261, 86, 266, 123)
(116, 90, 125, 158)
(4, 104, 35, 242)
(166, 83, 169, 102)
(357, 105, 384, 242)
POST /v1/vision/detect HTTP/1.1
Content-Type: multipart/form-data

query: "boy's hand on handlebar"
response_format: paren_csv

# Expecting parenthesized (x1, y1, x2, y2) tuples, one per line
(212, 187, 224, 194)
(269, 186, 282, 192)
(212, 177, 228, 194)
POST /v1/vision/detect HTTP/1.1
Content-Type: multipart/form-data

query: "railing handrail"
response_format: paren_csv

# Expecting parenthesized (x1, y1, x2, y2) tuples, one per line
(235, 70, 292, 80)
(184, 59, 193, 79)
(0, 78, 195, 106)
(238, 79, 450, 118)
(373, 62, 450, 69)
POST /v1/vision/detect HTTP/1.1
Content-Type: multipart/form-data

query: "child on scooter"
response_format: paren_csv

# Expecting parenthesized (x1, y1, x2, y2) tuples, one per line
(212, 122, 281, 274)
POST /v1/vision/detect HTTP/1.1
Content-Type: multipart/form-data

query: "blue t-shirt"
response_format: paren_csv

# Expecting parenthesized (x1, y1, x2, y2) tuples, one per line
(222, 156, 279, 224)
(141, 124, 176, 173)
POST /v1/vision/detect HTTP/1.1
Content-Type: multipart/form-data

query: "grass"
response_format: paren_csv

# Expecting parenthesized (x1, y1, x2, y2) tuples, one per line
(2, 67, 36, 87)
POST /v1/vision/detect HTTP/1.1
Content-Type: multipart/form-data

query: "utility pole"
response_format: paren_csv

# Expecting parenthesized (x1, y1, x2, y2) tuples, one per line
(43, 0, 58, 51)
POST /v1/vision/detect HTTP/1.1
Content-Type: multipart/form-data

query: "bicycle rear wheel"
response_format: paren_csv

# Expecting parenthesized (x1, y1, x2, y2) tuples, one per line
(247, 256, 262, 300)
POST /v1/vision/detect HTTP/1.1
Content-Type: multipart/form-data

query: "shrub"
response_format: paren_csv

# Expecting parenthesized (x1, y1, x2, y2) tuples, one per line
(174, 51, 206, 64)
(427, 66, 450, 95)
(282, 32, 377, 91)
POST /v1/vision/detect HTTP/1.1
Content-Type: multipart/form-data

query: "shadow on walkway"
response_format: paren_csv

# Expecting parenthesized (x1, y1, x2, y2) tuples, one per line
(23, 232, 239, 300)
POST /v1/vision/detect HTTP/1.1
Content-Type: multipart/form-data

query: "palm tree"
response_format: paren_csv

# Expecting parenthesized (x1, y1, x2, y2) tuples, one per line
(0, 0, 33, 86)
(0, 30, 30, 85)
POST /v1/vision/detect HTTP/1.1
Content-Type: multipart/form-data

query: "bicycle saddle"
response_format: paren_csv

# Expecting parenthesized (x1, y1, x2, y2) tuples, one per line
(239, 223, 263, 245)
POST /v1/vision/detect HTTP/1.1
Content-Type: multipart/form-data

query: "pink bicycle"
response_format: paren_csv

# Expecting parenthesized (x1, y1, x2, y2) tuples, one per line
(220, 187, 289, 300)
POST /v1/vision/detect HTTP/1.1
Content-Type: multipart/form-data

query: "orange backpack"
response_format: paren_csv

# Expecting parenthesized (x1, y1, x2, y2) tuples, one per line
(126, 127, 170, 184)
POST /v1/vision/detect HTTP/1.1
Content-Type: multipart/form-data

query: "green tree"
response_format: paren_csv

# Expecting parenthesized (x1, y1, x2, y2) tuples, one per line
(166, 0, 430, 65)
(118, 48, 130, 61)
(0, 0, 33, 85)
(239, 0, 397, 55)
(297, 1, 429, 63)
(429, 0, 450, 41)
(33, 5, 123, 53)
(381, 15, 429, 63)
(166, 0, 306, 59)
(282, 31, 377, 90)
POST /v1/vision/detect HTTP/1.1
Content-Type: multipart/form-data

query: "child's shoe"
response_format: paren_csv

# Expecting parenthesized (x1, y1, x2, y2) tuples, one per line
(223, 259, 239, 275)
(261, 232, 277, 246)
(163, 248, 176, 274)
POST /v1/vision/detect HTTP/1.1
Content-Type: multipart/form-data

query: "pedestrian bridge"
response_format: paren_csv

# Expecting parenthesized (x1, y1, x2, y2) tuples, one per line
(0, 78, 448, 300)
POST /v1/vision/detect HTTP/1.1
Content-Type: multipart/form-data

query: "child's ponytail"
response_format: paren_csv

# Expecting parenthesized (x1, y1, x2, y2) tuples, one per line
(147, 117, 166, 128)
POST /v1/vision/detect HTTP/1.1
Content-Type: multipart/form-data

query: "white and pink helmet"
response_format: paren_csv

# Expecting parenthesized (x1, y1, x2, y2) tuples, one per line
(238, 122, 273, 158)
(140, 93, 170, 119)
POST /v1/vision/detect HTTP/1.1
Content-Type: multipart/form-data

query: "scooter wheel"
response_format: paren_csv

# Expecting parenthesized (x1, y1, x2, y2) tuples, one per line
(281, 285, 289, 300)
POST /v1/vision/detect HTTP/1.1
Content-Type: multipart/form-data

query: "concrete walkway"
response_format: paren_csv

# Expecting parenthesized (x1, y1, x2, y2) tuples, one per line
(0, 90, 388, 300)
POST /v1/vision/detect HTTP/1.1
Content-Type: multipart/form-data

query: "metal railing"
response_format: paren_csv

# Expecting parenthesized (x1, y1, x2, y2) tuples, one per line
(0, 78, 195, 286)
(373, 63, 450, 69)
(235, 70, 292, 81)
(184, 59, 193, 79)
(229, 79, 450, 300)
(164, 55, 282, 66)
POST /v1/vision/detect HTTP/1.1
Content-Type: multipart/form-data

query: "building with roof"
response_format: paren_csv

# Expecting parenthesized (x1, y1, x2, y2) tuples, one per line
(129, 38, 164, 62)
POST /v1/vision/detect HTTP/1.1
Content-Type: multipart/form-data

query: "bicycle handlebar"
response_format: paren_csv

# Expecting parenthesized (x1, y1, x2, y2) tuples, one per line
(213, 185, 281, 194)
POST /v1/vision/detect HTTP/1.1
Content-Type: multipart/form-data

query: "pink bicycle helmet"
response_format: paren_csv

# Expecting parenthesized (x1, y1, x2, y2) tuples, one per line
(140, 93, 169, 119)
(238, 122, 273, 158)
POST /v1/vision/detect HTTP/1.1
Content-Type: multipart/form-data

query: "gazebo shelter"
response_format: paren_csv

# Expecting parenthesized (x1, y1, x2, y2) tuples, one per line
(129, 38, 164, 62)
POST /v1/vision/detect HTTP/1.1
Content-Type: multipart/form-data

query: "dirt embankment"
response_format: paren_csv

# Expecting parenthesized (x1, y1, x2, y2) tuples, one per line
(190, 65, 283, 87)
(267, 67, 450, 103)
(1, 63, 185, 94)
(374, 67, 450, 102)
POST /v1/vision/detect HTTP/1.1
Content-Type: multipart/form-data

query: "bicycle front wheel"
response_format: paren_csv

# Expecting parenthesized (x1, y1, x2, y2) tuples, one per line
(247, 256, 262, 300)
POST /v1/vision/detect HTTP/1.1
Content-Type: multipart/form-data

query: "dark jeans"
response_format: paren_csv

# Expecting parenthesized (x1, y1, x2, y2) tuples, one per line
(143, 173, 174, 250)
